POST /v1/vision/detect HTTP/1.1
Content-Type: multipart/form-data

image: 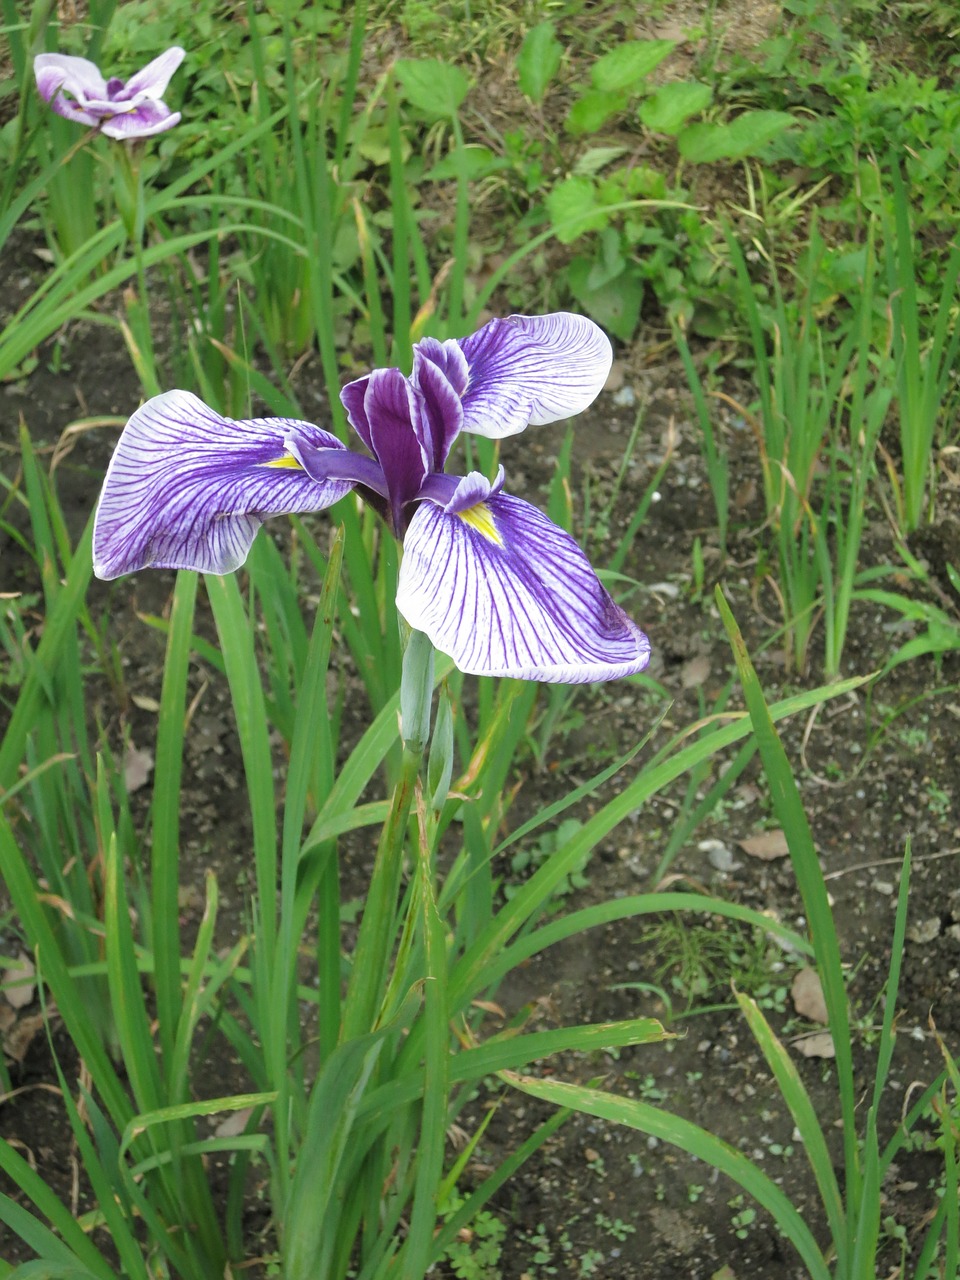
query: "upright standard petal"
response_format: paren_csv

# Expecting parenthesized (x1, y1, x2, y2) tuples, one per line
(356, 369, 431, 529)
(397, 490, 650, 683)
(411, 351, 464, 472)
(93, 391, 354, 579)
(116, 47, 185, 101)
(455, 313, 613, 438)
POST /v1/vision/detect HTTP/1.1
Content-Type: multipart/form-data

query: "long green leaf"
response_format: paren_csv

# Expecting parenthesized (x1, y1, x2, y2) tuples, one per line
(716, 587, 859, 1213)
(450, 674, 866, 1011)
(736, 992, 847, 1268)
(504, 1073, 830, 1280)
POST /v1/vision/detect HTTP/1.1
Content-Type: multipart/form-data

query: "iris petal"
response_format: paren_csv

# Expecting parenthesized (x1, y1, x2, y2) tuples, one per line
(397, 492, 650, 682)
(100, 100, 181, 140)
(34, 53, 108, 108)
(93, 391, 353, 579)
(117, 47, 185, 101)
(411, 351, 464, 472)
(360, 369, 431, 525)
(455, 312, 613, 438)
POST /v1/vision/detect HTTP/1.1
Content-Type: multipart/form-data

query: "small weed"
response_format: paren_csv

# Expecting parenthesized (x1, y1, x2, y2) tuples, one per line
(729, 1195, 758, 1240)
(505, 818, 589, 902)
(441, 1199, 507, 1280)
(641, 915, 799, 1012)
(924, 781, 952, 817)
(623, 1071, 668, 1102)
(594, 1213, 636, 1242)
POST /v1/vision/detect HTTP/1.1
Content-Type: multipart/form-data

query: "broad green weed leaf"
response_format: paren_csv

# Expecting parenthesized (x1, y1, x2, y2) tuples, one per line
(639, 81, 713, 134)
(424, 146, 507, 181)
(395, 58, 470, 118)
(591, 39, 675, 93)
(679, 110, 794, 162)
(567, 256, 643, 342)
(573, 146, 629, 176)
(517, 21, 562, 103)
(566, 89, 626, 136)
(545, 176, 608, 243)
(588, 227, 627, 289)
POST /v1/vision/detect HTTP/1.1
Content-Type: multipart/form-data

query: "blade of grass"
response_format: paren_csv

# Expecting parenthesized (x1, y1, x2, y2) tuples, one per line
(716, 586, 860, 1214)
(736, 991, 847, 1270)
(504, 1072, 830, 1280)
(150, 570, 199, 1064)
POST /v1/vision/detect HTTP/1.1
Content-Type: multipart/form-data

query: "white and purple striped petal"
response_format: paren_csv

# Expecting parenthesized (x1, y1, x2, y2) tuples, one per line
(93, 391, 354, 579)
(396, 489, 650, 683)
(412, 350, 464, 472)
(115, 47, 185, 101)
(100, 99, 181, 139)
(34, 53, 109, 125)
(452, 313, 613, 438)
(355, 369, 431, 528)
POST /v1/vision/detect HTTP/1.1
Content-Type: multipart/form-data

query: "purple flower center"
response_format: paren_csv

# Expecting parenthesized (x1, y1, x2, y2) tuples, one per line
(106, 76, 126, 99)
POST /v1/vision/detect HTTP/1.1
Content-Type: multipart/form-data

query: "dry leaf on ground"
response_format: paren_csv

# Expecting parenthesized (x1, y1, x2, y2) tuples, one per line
(793, 1031, 835, 1059)
(738, 830, 790, 860)
(214, 1108, 254, 1138)
(123, 743, 154, 793)
(791, 966, 829, 1023)
(2, 1012, 46, 1065)
(2, 954, 35, 1010)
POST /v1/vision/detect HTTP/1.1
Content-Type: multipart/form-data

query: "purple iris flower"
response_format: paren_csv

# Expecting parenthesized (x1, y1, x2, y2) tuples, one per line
(33, 48, 185, 140)
(93, 313, 651, 683)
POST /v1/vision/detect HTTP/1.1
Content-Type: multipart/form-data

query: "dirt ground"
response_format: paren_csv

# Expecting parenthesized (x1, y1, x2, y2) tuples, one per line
(2, 270, 960, 1279)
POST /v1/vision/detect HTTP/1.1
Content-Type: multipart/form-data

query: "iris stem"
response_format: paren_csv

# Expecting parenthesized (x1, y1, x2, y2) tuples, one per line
(340, 742, 421, 1041)
(340, 630, 435, 1040)
(117, 142, 159, 395)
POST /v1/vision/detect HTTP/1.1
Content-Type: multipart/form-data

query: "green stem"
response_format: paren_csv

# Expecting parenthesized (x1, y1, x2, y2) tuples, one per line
(340, 743, 422, 1041)
(117, 143, 159, 395)
(341, 631, 435, 1039)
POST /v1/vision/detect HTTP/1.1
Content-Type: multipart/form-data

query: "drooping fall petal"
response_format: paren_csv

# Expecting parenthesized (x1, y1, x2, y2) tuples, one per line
(396, 486, 650, 683)
(34, 53, 109, 125)
(100, 98, 181, 139)
(93, 391, 353, 578)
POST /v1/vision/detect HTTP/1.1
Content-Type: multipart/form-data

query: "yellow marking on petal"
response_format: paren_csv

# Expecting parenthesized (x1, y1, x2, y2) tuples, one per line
(262, 453, 303, 470)
(458, 501, 502, 546)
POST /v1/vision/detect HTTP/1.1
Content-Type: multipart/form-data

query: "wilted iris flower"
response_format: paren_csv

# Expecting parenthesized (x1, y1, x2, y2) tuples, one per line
(34, 48, 185, 140)
(93, 313, 651, 683)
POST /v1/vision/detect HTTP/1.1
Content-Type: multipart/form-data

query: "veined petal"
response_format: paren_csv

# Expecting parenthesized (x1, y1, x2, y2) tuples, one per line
(457, 313, 613, 438)
(411, 350, 464, 471)
(413, 337, 469, 399)
(360, 368, 430, 525)
(100, 100, 180, 140)
(34, 53, 108, 108)
(441, 468, 505, 514)
(93, 390, 353, 579)
(340, 375, 374, 452)
(397, 492, 650, 683)
(117, 47, 185, 101)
